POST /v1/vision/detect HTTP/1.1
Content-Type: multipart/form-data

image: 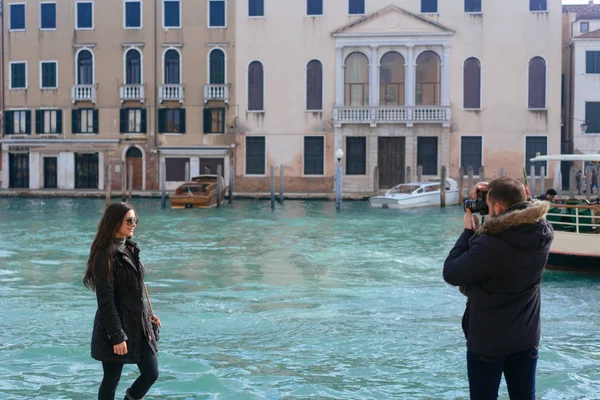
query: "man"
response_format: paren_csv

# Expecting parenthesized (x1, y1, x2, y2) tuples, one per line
(443, 177, 554, 399)
(536, 188, 557, 202)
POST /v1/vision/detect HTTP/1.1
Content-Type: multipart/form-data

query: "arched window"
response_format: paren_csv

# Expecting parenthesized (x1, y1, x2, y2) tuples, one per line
(416, 51, 440, 106)
(126, 49, 141, 85)
(306, 60, 323, 111)
(344, 52, 369, 106)
(528, 57, 546, 109)
(463, 57, 481, 109)
(77, 49, 93, 85)
(248, 61, 264, 111)
(380, 52, 405, 106)
(164, 49, 180, 84)
(126, 147, 143, 158)
(209, 49, 225, 84)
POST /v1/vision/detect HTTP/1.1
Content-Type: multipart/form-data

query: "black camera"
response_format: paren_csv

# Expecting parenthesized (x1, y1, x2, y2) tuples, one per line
(464, 190, 489, 215)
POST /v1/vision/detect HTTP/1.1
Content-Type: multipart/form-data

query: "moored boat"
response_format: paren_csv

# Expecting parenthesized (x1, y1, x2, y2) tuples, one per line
(369, 178, 460, 209)
(170, 175, 227, 209)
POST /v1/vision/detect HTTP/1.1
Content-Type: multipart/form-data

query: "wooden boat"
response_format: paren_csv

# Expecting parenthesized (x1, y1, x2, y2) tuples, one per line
(170, 175, 227, 209)
(530, 154, 600, 272)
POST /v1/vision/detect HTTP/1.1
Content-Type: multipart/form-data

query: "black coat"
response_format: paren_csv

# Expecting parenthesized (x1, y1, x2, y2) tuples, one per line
(90, 239, 158, 363)
(443, 201, 554, 357)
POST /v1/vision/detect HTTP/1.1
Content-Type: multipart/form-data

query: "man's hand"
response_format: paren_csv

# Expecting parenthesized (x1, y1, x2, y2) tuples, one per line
(471, 182, 489, 198)
(464, 209, 480, 231)
(113, 341, 128, 356)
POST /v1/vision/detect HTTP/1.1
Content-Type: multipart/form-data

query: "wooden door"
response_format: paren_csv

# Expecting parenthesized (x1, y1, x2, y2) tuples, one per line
(43, 157, 57, 189)
(378, 137, 405, 188)
(125, 147, 143, 190)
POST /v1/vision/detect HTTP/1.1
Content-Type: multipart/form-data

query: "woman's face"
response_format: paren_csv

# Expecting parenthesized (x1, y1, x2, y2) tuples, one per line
(116, 210, 137, 239)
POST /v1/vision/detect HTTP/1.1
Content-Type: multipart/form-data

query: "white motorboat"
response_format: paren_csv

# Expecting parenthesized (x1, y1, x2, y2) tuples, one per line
(369, 178, 460, 209)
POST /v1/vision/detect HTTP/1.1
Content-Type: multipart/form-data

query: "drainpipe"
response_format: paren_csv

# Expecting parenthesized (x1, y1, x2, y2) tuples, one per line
(568, 17, 577, 154)
(153, 0, 159, 189)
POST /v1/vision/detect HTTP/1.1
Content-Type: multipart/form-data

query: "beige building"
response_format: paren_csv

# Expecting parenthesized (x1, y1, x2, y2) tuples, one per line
(234, 0, 562, 195)
(1, 0, 236, 191)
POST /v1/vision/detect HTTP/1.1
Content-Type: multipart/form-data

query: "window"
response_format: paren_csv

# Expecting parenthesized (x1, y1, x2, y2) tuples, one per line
(529, 0, 547, 12)
(10, 4, 26, 31)
(9, 153, 30, 189)
(380, 52, 405, 106)
(581, 22, 590, 33)
(346, 137, 366, 175)
(158, 108, 186, 133)
(416, 51, 440, 106)
(463, 58, 481, 109)
(249, 0, 264, 17)
(40, 61, 57, 89)
(248, 61, 264, 111)
(421, 0, 438, 13)
(460, 136, 482, 174)
(40, 2, 56, 29)
(417, 137, 438, 175)
(349, 0, 364, 15)
(120, 108, 147, 134)
(306, 60, 323, 111)
(126, 49, 142, 84)
(36, 109, 62, 134)
(4, 110, 31, 135)
(72, 109, 98, 134)
(525, 137, 547, 176)
(163, 0, 180, 28)
(76, 2, 93, 29)
(465, 0, 481, 13)
(528, 57, 546, 109)
(585, 102, 600, 133)
(125, 0, 142, 28)
(304, 136, 324, 175)
(345, 52, 369, 106)
(10, 62, 27, 89)
(307, 0, 323, 16)
(586, 51, 600, 74)
(246, 136, 266, 175)
(209, 49, 225, 84)
(166, 158, 187, 181)
(77, 50, 94, 85)
(203, 108, 225, 134)
(209, 0, 226, 28)
(164, 49, 180, 84)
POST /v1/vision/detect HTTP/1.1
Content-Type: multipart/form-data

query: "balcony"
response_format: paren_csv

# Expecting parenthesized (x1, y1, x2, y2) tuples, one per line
(120, 84, 145, 103)
(204, 84, 229, 103)
(71, 84, 97, 104)
(333, 106, 451, 128)
(159, 84, 184, 104)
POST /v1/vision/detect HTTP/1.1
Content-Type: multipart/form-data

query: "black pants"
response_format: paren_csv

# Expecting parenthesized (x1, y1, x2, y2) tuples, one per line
(98, 340, 159, 400)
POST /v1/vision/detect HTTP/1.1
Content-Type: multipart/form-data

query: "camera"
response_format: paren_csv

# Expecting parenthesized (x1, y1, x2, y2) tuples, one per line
(464, 189, 489, 215)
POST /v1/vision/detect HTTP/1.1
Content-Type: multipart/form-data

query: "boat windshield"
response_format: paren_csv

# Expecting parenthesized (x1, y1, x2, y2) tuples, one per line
(389, 185, 420, 194)
(423, 184, 440, 192)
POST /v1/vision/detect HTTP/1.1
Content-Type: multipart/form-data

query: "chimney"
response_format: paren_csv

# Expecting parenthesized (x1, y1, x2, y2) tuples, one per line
(591, 0, 594, 5)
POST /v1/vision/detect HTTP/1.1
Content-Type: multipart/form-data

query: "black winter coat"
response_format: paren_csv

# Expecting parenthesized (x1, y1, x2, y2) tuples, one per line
(443, 201, 554, 357)
(90, 239, 158, 363)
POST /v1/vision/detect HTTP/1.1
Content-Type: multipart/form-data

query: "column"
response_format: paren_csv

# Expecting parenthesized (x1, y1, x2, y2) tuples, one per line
(29, 152, 41, 189)
(1, 147, 8, 189)
(98, 151, 105, 190)
(190, 157, 200, 179)
(441, 45, 451, 107)
(369, 45, 380, 107)
(405, 44, 415, 107)
(335, 46, 344, 107)
(65, 152, 75, 189)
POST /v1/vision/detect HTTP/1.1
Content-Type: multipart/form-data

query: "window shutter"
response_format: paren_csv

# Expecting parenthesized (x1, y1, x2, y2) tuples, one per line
(179, 108, 186, 133)
(72, 110, 79, 134)
(158, 109, 166, 133)
(92, 109, 99, 133)
(221, 108, 226, 133)
(120, 109, 127, 133)
(4, 111, 12, 134)
(56, 110, 63, 134)
(25, 111, 31, 134)
(36, 110, 42, 134)
(203, 108, 212, 133)
(140, 109, 147, 133)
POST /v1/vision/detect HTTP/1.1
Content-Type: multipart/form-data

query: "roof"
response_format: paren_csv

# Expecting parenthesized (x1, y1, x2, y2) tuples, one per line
(563, 3, 600, 20)
(575, 28, 600, 38)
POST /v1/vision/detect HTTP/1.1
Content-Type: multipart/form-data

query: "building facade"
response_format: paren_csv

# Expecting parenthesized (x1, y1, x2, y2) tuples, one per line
(234, 0, 562, 195)
(1, 0, 236, 191)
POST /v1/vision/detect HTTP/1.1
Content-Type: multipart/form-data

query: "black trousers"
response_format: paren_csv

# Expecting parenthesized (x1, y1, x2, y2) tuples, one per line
(98, 340, 159, 400)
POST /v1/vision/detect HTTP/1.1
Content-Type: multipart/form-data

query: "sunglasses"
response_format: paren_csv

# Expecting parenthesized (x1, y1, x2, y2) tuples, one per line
(125, 218, 139, 227)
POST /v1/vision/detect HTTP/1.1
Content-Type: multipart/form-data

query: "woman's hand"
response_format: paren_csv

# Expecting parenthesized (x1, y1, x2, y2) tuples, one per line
(151, 315, 162, 327)
(113, 341, 128, 356)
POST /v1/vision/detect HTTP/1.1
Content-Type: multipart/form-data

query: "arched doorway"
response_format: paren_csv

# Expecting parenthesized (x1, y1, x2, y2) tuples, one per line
(125, 146, 143, 190)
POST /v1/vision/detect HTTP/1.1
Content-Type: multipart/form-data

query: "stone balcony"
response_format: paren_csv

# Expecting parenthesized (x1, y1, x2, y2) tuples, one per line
(333, 106, 451, 128)
(159, 84, 184, 104)
(204, 84, 229, 103)
(71, 84, 97, 104)
(120, 84, 145, 103)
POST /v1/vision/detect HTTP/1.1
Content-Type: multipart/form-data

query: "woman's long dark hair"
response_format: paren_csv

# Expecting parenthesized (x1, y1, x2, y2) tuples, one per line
(83, 202, 135, 290)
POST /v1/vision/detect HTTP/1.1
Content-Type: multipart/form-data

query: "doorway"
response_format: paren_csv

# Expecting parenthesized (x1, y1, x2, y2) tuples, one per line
(378, 137, 405, 188)
(75, 153, 99, 189)
(43, 157, 58, 189)
(125, 147, 143, 190)
(199, 158, 225, 177)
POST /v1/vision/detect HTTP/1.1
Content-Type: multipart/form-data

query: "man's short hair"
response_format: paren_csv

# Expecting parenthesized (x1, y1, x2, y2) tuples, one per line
(546, 189, 557, 196)
(487, 176, 527, 208)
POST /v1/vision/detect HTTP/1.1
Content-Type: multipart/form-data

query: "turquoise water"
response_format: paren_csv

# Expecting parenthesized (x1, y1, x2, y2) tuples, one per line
(0, 198, 600, 400)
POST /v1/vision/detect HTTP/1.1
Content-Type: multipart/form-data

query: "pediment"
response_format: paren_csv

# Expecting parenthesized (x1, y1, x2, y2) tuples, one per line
(332, 5, 455, 37)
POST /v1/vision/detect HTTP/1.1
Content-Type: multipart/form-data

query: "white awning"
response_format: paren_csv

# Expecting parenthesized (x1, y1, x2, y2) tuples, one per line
(530, 154, 600, 162)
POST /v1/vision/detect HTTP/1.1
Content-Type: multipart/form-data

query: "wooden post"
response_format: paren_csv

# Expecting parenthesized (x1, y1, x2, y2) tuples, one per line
(569, 165, 576, 197)
(216, 165, 222, 208)
(185, 162, 190, 182)
(440, 166, 447, 207)
(478, 166, 485, 184)
(160, 158, 166, 209)
(279, 164, 284, 204)
(417, 165, 423, 182)
(500, 167, 505, 177)
(121, 161, 126, 201)
(373, 166, 379, 193)
(270, 165, 275, 209)
(405, 166, 411, 184)
(105, 165, 111, 206)
(128, 161, 133, 201)
(586, 167, 593, 201)
(336, 162, 343, 210)
(228, 165, 233, 204)
(530, 165, 536, 198)
(540, 166, 546, 197)
(467, 166, 474, 197)
(596, 166, 600, 196)
(458, 166, 465, 205)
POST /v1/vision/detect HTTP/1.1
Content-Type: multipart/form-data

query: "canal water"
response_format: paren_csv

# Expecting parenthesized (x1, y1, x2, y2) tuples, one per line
(0, 198, 599, 399)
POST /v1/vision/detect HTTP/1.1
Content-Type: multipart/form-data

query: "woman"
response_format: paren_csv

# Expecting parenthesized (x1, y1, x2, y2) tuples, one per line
(83, 202, 161, 400)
